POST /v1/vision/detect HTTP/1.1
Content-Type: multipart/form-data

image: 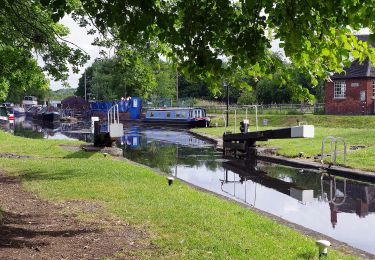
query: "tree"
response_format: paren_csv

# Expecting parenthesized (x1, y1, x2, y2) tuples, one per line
(153, 61, 176, 101)
(76, 50, 157, 101)
(0, 46, 49, 103)
(0, 0, 89, 99)
(42, 0, 375, 88)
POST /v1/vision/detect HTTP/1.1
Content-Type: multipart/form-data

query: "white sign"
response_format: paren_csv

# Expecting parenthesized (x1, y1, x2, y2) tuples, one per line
(91, 116, 99, 134)
(351, 82, 359, 87)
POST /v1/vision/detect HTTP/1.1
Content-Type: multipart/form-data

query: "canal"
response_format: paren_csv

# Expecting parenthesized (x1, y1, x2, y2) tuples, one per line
(3, 118, 375, 255)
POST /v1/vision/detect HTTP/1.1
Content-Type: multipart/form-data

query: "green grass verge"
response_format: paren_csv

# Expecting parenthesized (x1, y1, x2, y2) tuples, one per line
(194, 114, 375, 171)
(209, 114, 375, 129)
(0, 131, 355, 259)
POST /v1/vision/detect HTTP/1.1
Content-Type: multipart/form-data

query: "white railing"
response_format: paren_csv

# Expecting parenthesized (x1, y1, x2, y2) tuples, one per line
(107, 104, 120, 132)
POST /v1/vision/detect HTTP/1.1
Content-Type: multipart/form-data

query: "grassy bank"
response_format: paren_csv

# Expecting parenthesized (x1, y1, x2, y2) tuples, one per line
(209, 113, 375, 129)
(194, 114, 375, 171)
(0, 131, 354, 259)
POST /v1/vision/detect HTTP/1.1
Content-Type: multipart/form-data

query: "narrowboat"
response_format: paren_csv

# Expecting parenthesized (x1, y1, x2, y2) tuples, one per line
(22, 96, 38, 110)
(13, 106, 26, 116)
(143, 108, 210, 127)
(33, 106, 60, 122)
(0, 106, 8, 122)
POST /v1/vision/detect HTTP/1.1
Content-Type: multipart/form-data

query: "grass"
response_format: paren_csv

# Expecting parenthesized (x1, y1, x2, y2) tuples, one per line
(194, 114, 375, 171)
(209, 113, 375, 129)
(0, 130, 355, 259)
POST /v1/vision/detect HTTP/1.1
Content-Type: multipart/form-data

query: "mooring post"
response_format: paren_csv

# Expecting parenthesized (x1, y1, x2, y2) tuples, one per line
(94, 120, 101, 147)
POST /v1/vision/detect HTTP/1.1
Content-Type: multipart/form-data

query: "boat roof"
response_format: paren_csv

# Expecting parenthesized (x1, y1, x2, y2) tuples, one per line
(147, 107, 206, 112)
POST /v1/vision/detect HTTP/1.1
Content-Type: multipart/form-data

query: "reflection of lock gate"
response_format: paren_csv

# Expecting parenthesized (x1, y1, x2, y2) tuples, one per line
(220, 163, 314, 205)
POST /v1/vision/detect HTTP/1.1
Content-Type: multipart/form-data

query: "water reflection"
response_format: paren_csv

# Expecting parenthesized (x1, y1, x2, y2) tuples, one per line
(0, 117, 92, 141)
(2, 120, 375, 254)
(123, 130, 375, 254)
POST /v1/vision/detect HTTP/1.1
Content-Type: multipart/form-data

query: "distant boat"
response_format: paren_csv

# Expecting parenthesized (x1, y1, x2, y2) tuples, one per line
(25, 105, 41, 118)
(33, 106, 60, 122)
(0, 106, 8, 122)
(22, 96, 38, 110)
(13, 106, 25, 116)
(143, 107, 210, 127)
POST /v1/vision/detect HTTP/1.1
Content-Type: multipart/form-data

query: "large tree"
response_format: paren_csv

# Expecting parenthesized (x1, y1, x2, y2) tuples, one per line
(42, 0, 375, 86)
(0, 46, 49, 103)
(0, 0, 89, 100)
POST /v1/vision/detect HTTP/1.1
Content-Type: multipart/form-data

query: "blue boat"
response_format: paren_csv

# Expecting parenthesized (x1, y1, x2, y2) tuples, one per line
(143, 108, 210, 127)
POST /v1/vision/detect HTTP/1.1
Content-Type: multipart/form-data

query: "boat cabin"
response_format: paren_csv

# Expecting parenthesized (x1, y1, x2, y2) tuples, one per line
(22, 96, 38, 110)
(145, 108, 209, 127)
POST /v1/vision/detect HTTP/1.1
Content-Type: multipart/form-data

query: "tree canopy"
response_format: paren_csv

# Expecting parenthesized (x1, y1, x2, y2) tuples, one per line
(2, 0, 375, 102)
(0, 0, 89, 101)
(42, 0, 375, 85)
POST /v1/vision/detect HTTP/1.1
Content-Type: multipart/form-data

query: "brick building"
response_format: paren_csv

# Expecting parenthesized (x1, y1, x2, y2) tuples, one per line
(325, 35, 375, 115)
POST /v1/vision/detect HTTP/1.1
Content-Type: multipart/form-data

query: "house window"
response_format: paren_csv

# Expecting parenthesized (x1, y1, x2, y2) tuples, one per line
(372, 81, 375, 98)
(334, 81, 346, 99)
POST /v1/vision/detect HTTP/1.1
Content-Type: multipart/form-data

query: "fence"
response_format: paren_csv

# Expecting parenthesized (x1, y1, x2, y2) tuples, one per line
(143, 103, 324, 115)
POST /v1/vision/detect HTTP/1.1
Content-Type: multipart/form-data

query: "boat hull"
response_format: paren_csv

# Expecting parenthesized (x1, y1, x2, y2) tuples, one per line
(33, 112, 60, 122)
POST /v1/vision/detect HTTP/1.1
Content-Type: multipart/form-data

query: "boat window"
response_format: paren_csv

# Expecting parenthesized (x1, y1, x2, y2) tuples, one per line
(166, 112, 171, 118)
(180, 112, 186, 118)
(176, 112, 180, 118)
(150, 112, 154, 117)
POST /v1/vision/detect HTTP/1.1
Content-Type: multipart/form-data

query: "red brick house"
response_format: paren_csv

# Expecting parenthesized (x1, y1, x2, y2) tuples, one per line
(325, 35, 375, 115)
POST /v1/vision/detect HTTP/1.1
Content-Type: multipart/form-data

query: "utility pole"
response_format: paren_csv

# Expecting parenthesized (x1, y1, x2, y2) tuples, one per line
(225, 81, 229, 127)
(84, 70, 87, 100)
(176, 67, 179, 107)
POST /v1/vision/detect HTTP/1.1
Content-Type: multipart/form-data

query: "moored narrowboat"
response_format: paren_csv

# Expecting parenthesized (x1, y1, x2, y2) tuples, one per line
(0, 106, 8, 122)
(143, 107, 210, 127)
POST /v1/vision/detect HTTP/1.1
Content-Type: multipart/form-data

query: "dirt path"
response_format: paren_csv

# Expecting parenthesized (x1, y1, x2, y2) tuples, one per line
(0, 171, 152, 259)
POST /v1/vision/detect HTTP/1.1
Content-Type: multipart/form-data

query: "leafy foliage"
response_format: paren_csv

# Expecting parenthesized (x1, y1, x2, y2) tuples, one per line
(0, 0, 89, 101)
(0, 46, 49, 103)
(41, 0, 375, 87)
(76, 52, 157, 101)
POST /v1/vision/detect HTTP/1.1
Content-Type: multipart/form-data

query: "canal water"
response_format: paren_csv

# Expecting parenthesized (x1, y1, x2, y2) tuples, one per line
(2, 118, 375, 255)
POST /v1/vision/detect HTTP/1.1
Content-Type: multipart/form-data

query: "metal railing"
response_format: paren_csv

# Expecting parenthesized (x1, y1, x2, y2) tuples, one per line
(142, 103, 324, 115)
(321, 136, 347, 165)
(107, 104, 120, 132)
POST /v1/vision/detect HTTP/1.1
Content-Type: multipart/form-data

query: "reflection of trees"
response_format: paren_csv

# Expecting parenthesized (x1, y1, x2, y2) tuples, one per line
(260, 165, 322, 195)
(13, 124, 44, 139)
(124, 140, 223, 173)
(125, 141, 177, 173)
(175, 146, 222, 171)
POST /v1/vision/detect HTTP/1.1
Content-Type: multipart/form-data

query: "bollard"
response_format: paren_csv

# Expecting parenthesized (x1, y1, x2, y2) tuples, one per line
(316, 240, 331, 256)
(240, 119, 249, 133)
(167, 176, 174, 186)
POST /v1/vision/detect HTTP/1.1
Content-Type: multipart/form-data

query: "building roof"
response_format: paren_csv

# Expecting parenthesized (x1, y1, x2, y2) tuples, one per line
(331, 35, 375, 80)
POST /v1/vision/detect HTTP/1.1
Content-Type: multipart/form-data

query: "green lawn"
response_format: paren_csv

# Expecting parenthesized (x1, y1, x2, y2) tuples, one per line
(0, 130, 355, 259)
(195, 114, 375, 171)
